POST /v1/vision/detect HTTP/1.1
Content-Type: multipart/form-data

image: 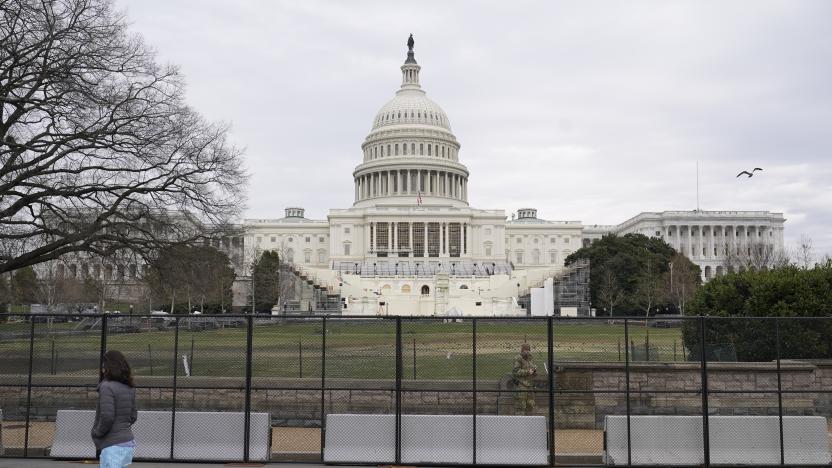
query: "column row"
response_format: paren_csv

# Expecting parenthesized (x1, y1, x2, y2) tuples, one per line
(367, 221, 469, 258)
(355, 169, 467, 202)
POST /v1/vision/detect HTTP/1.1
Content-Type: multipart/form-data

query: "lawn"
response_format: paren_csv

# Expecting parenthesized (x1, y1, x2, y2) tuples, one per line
(0, 319, 686, 380)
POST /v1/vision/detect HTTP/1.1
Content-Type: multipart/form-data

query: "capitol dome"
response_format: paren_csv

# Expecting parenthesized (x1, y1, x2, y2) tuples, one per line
(353, 36, 469, 208)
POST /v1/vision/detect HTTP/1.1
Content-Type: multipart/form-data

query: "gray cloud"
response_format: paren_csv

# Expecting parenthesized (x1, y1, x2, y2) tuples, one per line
(115, 0, 832, 258)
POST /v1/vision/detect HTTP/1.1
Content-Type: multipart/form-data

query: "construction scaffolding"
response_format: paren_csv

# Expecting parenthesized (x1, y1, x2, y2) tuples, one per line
(552, 258, 591, 316)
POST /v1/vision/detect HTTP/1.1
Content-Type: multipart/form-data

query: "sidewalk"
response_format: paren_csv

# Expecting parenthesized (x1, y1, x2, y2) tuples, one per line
(0, 461, 347, 468)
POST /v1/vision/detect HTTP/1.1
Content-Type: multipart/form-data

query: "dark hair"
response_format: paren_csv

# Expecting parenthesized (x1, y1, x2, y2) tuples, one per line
(102, 350, 134, 387)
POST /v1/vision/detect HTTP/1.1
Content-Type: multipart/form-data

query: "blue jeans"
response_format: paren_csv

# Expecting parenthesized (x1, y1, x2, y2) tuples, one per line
(99, 444, 134, 468)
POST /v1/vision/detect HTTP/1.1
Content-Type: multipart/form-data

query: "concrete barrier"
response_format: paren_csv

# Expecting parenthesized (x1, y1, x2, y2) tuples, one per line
(323, 414, 395, 463)
(50, 409, 269, 461)
(604, 415, 831, 465)
(324, 413, 548, 465)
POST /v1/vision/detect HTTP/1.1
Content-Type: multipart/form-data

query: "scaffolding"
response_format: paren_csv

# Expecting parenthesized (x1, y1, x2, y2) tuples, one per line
(552, 258, 591, 316)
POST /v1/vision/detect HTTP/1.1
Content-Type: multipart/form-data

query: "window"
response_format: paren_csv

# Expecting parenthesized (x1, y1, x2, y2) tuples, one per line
(533, 238, 539, 244)
(304, 251, 311, 263)
(256, 236, 262, 244)
(655, 231, 661, 237)
(270, 236, 276, 242)
(343, 243, 351, 255)
(516, 238, 521, 244)
(427, 144, 431, 156)
(401, 285, 411, 293)
(344, 227, 351, 234)
(288, 237, 293, 243)
(550, 238, 556, 244)
(318, 251, 325, 263)
(319, 236, 325, 243)
(485, 228, 492, 236)
(516, 251, 523, 264)
(532, 249, 540, 264)
(420, 285, 430, 295)
(420, 143, 424, 155)
(550, 251, 557, 264)
(485, 245, 492, 256)
(411, 143, 415, 154)
(305, 237, 311, 243)
(459, 285, 469, 289)
(563, 238, 569, 244)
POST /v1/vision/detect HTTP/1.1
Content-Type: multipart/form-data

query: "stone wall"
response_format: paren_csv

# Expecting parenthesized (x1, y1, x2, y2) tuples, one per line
(1, 360, 830, 429)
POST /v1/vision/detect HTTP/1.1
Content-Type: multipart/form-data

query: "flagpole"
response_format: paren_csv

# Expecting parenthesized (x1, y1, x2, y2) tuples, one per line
(696, 160, 700, 212)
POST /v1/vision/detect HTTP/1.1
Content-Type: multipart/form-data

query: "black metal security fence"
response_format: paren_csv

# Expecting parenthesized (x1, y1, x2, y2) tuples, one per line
(0, 313, 830, 466)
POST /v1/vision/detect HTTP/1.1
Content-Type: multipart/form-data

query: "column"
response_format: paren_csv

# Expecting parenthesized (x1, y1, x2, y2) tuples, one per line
(423, 222, 428, 258)
(371, 221, 376, 253)
(462, 223, 467, 256)
(409, 222, 413, 253)
(440, 222, 445, 255)
(396, 171, 401, 194)
(392, 222, 398, 254)
(388, 222, 392, 252)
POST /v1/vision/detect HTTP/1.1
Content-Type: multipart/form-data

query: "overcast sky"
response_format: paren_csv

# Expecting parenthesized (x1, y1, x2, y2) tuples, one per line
(115, 1, 832, 259)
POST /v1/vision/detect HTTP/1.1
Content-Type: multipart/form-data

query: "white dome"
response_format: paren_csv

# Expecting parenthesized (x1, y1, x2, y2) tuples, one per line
(372, 91, 452, 131)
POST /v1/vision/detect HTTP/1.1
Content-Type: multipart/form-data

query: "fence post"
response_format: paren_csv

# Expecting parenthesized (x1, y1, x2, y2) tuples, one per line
(775, 318, 784, 465)
(169, 317, 180, 460)
(243, 315, 253, 462)
(320, 316, 327, 460)
(624, 318, 631, 466)
(299, 339, 303, 378)
(700, 316, 710, 467)
(99, 314, 108, 381)
(472, 318, 477, 465)
(395, 317, 402, 465)
(412, 337, 417, 380)
(23, 318, 35, 457)
(547, 316, 555, 466)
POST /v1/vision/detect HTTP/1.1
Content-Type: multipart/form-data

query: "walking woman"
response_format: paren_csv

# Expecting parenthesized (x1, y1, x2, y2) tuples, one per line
(92, 350, 138, 468)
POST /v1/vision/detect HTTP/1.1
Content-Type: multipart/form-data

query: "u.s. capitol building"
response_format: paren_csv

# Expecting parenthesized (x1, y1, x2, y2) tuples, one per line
(237, 39, 785, 316)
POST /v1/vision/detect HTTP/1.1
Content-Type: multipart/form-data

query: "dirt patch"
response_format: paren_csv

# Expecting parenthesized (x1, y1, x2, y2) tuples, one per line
(270, 427, 320, 454)
(2, 421, 55, 449)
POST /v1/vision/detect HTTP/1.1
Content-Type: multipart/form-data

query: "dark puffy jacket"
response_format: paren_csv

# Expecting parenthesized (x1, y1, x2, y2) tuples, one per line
(91, 379, 137, 450)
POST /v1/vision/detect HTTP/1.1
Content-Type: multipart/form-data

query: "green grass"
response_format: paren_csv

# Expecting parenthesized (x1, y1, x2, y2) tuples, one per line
(0, 320, 685, 380)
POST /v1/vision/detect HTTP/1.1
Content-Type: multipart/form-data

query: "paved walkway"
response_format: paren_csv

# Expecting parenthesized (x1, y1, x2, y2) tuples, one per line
(0, 461, 348, 468)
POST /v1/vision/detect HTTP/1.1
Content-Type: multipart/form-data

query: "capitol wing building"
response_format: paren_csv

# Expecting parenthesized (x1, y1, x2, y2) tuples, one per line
(239, 40, 786, 317)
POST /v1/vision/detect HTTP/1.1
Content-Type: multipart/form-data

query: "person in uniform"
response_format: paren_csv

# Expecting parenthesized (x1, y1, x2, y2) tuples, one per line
(512, 343, 537, 415)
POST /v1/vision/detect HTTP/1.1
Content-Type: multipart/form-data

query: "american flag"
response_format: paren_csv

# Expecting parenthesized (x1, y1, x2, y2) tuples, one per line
(417, 190, 423, 205)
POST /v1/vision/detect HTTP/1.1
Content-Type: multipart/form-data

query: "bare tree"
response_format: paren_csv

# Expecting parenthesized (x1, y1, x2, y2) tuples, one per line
(596, 267, 624, 317)
(797, 234, 815, 269)
(0, 0, 246, 274)
(723, 242, 790, 272)
(662, 253, 699, 315)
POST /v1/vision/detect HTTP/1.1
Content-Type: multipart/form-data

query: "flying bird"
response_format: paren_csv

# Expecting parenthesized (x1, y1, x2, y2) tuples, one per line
(736, 168, 763, 178)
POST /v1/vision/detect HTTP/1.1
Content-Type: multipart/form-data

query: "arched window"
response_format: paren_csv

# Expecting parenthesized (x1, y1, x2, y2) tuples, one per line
(381, 284, 392, 293)
(427, 145, 431, 156)
(401, 284, 411, 294)
(420, 144, 424, 155)
(286, 248, 295, 262)
(421, 285, 430, 296)
(411, 143, 415, 154)
(395, 144, 399, 156)
(459, 284, 469, 289)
